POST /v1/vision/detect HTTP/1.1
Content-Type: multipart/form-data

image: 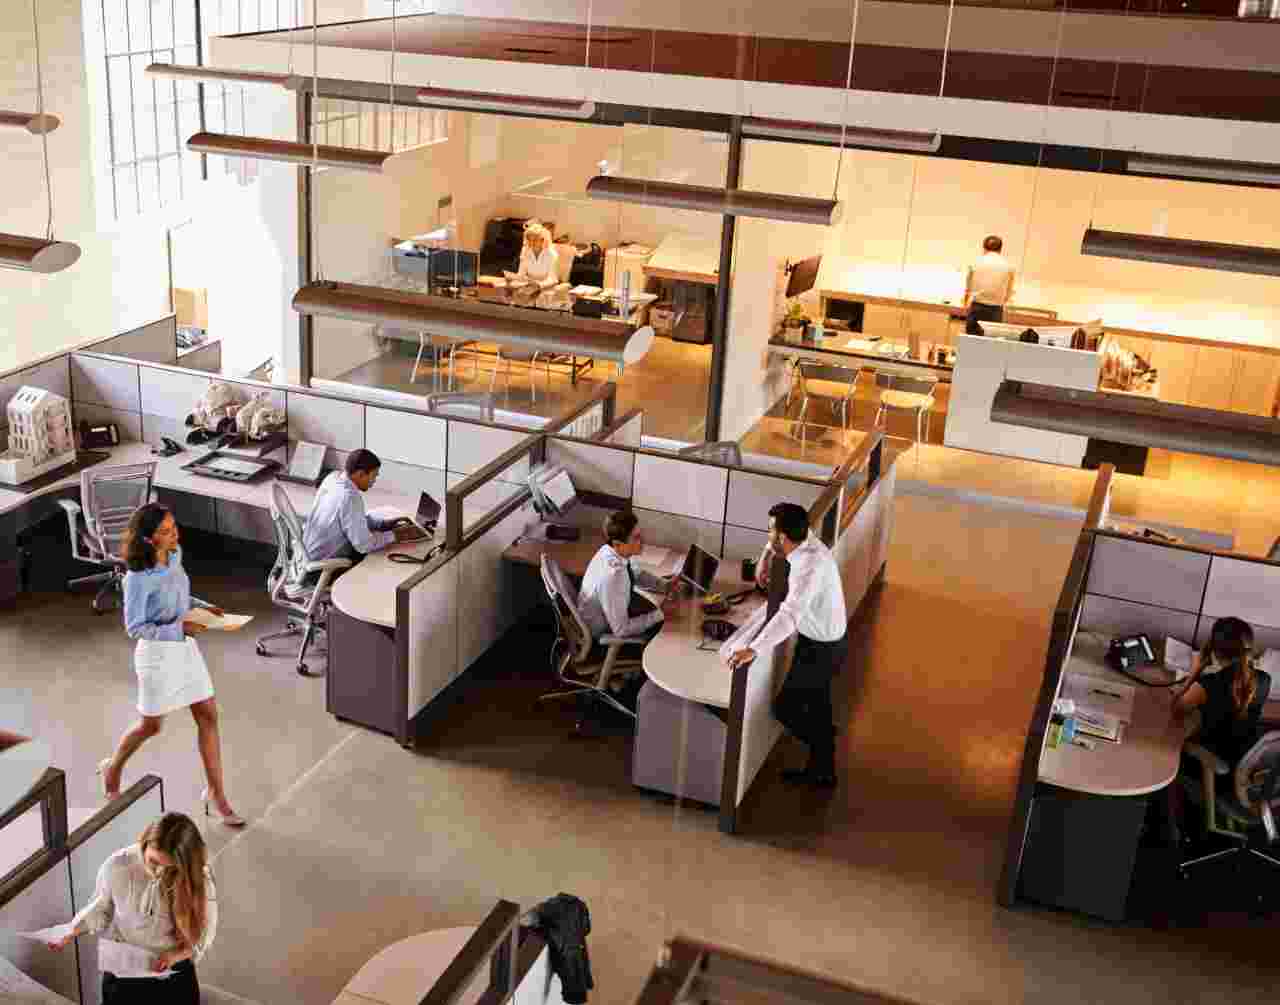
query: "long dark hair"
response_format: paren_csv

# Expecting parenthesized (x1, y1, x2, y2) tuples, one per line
(138, 813, 208, 953)
(122, 502, 172, 571)
(1201, 617, 1258, 718)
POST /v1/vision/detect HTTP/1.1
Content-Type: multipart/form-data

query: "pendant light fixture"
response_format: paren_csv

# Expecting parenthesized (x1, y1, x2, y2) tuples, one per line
(585, 176, 842, 226)
(146, 63, 294, 87)
(0, 109, 59, 134)
(1080, 228, 1280, 278)
(416, 87, 595, 120)
(2, 0, 79, 274)
(742, 118, 940, 153)
(1125, 152, 1280, 188)
(991, 380, 1280, 467)
(185, 1, 390, 174)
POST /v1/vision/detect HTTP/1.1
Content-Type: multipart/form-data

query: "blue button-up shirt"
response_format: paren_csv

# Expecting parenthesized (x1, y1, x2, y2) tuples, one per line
(122, 548, 210, 642)
(302, 471, 396, 561)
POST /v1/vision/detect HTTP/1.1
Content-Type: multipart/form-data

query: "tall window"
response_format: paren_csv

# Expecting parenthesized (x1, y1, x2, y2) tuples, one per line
(314, 99, 449, 154)
(99, 1, 202, 218)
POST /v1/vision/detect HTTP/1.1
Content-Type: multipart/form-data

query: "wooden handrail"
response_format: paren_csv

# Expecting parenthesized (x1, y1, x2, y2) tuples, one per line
(1084, 463, 1115, 530)
(807, 431, 885, 538)
(421, 899, 521, 1005)
(543, 381, 617, 437)
(595, 406, 643, 442)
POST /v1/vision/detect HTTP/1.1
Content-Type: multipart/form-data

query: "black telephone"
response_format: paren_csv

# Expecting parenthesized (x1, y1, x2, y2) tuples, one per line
(701, 618, 737, 642)
(79, 421, 120, 449)
(152, 437, 185, 457)
(1106, 634, 1155, 671)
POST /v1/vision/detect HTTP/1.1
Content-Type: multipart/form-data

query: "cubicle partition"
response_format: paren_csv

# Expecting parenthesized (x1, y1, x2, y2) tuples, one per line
(0, 770, 165, 1005)
(83, 317, 178, 366)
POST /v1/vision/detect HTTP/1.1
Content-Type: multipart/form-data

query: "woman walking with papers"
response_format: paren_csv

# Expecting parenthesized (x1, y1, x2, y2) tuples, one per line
(97, 503, 245, 827)
(49, 812, 215, 1002)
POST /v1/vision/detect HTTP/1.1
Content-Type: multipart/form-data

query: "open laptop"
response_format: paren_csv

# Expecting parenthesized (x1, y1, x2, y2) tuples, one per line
(393, 492, 441, 537)
(678, 544, 720, 595)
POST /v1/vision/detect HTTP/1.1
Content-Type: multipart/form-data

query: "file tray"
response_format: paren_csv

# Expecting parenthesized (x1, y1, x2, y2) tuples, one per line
(182, 450, 280, 483)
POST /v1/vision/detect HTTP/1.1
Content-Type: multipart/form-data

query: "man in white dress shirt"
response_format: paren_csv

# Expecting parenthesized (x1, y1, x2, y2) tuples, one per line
(578, 510, 677, 645)
(963, 234, 1016, 334)
(727, 502, 847, 787)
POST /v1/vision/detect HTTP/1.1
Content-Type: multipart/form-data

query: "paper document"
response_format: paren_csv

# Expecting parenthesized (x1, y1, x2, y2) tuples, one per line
(98, 938, 174, 979)
(185, 608, 253, 631)
(18, 923, 76, 946)
(1073, 708, 1124, 743)
(1165, 637, 1195, 679)
(1062, 672, 1136, 722)
(288, 441, 326, 483)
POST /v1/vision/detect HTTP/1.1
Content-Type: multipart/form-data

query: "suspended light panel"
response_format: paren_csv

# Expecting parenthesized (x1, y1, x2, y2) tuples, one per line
(742, 118, 941, 153)
(417, 87, 595, 119)
(1125, 152, 1280, 188)
(0, 233, 81, 273)
(585, 176, 842, 226)
(145, 63, 293, 87)
(1081, 228, 1280, 278)
(0, 110, 59, 134)
(187, 132, 390, 173)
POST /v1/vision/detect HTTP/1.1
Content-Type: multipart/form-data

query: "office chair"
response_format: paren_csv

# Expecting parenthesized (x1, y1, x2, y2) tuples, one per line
(427, 391, 496, 422)
(678, 441, 743, 467)
(256, 483, 351, 677)
(56, 462, 157, 614)
(1179, 731, 1280, 905)
(538, 555, 644, 734)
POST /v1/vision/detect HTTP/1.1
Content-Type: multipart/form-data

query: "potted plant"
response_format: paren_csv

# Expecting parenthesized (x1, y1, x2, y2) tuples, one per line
(781, 302, 810, 343)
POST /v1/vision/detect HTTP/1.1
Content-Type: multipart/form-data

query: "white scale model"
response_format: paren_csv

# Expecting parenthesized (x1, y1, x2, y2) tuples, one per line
(0, 386, 76, 485)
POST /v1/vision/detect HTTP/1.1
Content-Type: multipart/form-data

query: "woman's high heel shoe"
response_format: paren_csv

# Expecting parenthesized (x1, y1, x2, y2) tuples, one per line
(97, 759, 119, 800)
(201, 788, 247, 828)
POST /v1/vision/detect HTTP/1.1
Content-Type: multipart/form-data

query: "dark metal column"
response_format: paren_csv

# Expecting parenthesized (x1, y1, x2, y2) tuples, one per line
(297, 92, 313, 385)
(704, 115, 742, 442)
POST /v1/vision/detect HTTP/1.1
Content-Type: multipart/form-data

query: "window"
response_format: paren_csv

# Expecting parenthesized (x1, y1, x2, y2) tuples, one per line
(98, 0, 202, 219)
(314, 99, 449, 154)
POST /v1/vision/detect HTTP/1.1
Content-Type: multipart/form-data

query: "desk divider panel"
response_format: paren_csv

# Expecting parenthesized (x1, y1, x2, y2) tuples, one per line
(632, 454, 729, 525)
(546, 439, 635, 501)
(86, 318, 178, 364)
(724, 468, 825, 534)
(365, 406, 448, 470)
(0, 856, 79, 1002)
(70, 354, 143, 442)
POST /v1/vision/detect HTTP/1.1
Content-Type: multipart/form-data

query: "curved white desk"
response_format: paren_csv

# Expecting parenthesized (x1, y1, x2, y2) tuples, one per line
(333, 927, 484, 1005)
(330, 537, 439, 629)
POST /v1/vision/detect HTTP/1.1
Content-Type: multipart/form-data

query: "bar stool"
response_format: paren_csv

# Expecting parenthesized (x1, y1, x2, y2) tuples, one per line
(874, 371, 938, 443)
(788, 360, 861, 444)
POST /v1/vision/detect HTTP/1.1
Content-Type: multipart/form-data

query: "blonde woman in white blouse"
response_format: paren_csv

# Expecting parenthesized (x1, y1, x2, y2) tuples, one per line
(513, 222, 559, 289)
(52, 812, 216, 1004)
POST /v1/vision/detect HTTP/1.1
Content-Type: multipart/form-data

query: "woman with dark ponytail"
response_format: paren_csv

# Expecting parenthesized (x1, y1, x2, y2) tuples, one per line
(1175, 616, 1273, 763)
(96, 503, 244, 826)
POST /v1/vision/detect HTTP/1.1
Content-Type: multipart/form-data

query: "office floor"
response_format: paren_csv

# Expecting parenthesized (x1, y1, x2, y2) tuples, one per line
(8, 494, 1280, 1005)
(332, 336, 712, 443)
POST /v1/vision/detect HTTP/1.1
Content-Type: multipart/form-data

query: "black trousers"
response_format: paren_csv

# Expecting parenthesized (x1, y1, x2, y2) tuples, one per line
(965, 301, 1004, 334)
(772, 634, 847, 774)
(102, 959, 199, 1005)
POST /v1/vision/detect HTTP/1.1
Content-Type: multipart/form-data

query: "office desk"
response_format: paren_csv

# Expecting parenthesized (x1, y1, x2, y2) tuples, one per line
(503, 533, 786, 834)
(1020, 633, 1193, 921)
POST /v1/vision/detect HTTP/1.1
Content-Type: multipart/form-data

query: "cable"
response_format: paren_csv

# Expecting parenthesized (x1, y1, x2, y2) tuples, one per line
(311, 0, 322, 281)
(389, 0, 397, 152)
(31, 0, 54, 240)
(831, 0, 859, 201)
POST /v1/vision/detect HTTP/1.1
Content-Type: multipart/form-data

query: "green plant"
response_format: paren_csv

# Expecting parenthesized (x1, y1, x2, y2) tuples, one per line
(784, 301, 810, 324)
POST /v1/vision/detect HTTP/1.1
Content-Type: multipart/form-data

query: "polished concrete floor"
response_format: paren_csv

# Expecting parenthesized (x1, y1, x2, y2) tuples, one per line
(7, 494, 1280, 1005)
(334, 336, 712, 443)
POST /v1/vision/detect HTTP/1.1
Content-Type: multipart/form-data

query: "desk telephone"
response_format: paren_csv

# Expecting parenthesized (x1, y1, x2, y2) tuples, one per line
(1107, 634, 1155, 671)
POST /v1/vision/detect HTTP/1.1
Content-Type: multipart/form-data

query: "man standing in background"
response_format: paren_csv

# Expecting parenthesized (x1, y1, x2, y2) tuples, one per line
(963, 235, 1016, 334)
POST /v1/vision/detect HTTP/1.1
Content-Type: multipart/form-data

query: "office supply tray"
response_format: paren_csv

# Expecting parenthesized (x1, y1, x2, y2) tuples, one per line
(181, 450, 280, 483)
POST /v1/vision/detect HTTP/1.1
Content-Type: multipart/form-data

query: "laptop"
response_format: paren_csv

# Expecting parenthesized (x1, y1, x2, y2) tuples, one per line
(678, 544, 720, 595)
(400, 492, 441, 536)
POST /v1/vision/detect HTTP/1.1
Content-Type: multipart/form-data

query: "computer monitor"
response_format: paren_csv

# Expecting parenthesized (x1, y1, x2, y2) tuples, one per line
(678, 544, 720, 595)
(429, 249, 479, 289)
(785, 255, 822, 298)
(540, 469, 578, 516)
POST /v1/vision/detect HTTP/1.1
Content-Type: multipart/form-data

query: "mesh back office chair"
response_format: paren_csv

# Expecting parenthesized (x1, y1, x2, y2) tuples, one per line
(1180, 730, 1280, 904)
(427, 391, 496, 422)
(256, 483, 352, 677)
(678, 441, 743, 467)
(539, 555, 644, 734)
(56, 462, 156, 614)
(786, 360, 861, 444)
(874, 371, 938, 444)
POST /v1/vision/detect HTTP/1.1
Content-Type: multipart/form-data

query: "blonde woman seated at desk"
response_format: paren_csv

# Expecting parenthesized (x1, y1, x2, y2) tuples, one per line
(579, 510, 678, 646)
(505, 222, 560, 291)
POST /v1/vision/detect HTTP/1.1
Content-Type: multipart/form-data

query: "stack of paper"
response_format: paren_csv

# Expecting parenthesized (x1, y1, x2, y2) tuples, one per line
(185, 608, 253, 631)
(1062, 672, 1135, 743)
(1074, 708, 1124, 743)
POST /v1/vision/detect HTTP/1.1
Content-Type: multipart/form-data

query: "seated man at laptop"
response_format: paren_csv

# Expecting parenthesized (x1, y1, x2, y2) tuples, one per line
(579, 510, 676, 645)
(303, 449, 424, 563)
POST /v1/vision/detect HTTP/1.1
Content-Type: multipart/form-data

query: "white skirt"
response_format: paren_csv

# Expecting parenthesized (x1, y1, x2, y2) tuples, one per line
(134, 638, 214, 716)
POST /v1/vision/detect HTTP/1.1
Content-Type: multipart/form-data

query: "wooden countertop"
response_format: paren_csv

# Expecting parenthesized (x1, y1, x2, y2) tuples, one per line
(642, 232, 720, 286)
(334, 927, 483, 1005)
(1038, 633, 1192, 797)
(768, 334, 954, 379)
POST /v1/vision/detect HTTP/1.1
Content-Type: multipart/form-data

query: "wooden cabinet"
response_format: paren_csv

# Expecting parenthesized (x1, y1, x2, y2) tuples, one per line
(1186, 345, 1238, 411)
(1230, 352, 1280, 416)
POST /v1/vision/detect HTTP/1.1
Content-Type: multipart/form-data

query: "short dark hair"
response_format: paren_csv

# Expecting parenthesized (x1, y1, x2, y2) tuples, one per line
(603, 510, 639, 546)
(768, 502, 810, 543)
(345, 449, 382, 476)
(123, 502, 173, 571)
(983, 235, 1003, 252)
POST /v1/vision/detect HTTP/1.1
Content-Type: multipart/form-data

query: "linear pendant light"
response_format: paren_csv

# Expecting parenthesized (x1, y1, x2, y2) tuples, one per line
(187, 132, 390, 172)
(0, 232, 81, 273)
(1081, 228, 1280, 278)
(145, 62, 293, 87)
(585, 176, 842, 226)
(0, 109, 59, 134)
(742, 117, 941, 153)
(293, 282, 656, 367)
(416, 86, 595, 119)
(991, 380, 1280, 467)
(1126, 152, 1280, 188)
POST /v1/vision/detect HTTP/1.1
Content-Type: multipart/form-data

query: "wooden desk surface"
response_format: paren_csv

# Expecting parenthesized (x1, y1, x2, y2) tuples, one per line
(503, 533, 765, 708)
(336, 926, 483, 1005)
(1038, 634, 1191, 797)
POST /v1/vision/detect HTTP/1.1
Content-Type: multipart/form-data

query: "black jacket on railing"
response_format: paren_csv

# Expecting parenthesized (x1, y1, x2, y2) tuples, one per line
(527, 893, 592, 1004)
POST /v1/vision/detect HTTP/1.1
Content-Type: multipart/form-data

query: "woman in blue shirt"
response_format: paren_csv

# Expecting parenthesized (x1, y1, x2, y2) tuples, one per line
(97, 503, 245, 827)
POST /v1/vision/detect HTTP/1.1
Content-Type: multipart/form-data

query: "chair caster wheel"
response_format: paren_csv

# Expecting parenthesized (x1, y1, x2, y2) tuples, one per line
(92, 606, 108, 616)
(255, 643, 267, 656)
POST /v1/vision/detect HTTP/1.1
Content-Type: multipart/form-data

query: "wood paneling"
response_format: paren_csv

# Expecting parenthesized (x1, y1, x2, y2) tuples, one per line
(1230, 351, 1280, 416)
(1144, 340, 1198, 405)
(1186, 344, 1238, 411)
